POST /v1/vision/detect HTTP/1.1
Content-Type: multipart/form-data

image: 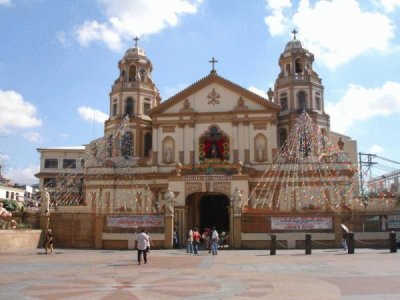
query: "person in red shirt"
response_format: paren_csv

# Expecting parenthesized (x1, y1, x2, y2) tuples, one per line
(193, 226, 201, 254)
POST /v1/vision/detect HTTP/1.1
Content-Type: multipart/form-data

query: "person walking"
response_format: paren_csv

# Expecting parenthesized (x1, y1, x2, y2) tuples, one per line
(186, 227, 193, 253)
(210, 226, 219, 255)
(136, 229, 149, 265)
(193, 227, 201, 254)
(44, 229, 54, 255)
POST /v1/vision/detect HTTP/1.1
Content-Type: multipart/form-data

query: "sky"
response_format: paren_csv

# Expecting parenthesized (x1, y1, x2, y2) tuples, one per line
(0, 0, 400, 185)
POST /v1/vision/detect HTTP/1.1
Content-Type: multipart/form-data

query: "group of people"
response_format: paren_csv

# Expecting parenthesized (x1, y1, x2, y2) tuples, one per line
(186, 226, 221, 255)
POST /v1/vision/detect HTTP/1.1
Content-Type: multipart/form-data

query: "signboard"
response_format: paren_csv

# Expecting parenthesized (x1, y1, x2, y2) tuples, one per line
(387, 215, 400, 229)
(271, 216, 332, 230)
(107, 215, 164, 228)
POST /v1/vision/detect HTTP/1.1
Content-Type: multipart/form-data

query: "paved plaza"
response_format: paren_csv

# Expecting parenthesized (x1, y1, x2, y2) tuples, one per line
(1, 247, 400, 299)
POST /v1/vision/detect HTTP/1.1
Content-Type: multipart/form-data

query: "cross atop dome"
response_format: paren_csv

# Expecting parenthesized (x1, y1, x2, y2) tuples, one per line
(292, 29, 298, 40)
(133, 36, 139, 47)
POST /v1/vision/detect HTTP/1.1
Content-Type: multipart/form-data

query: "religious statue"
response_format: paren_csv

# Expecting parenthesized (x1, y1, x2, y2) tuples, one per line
(338, 137, 344, 151)
(41, 188, 51, 216)
(175, 162, 182, 176)
(257, 145, 264, 161)
(164, 188, 175, 217)
(232, 186, 242, 214)
(165, 148, 172, 163)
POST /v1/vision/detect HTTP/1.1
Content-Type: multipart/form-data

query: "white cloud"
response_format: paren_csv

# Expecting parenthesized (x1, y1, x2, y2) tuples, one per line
(76, 0, 203, 51)
(0, 0, 11, 7)
(379, 0, 400, 12)
(264, 0, 292, 36)
(4, 165, 39, 185)
(22, 132, 41, 143)
(369, 144, 384, 154)
(61, 133, 69, 138)
(326, 81, 400, 133)
(0, 89, 42, 133)
(78, 106, 108, 124)
(248, 86, 268, 98)
(265, 0, 396, 69)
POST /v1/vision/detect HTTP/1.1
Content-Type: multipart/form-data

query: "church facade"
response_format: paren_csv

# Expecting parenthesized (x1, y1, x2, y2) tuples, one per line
(36, 35, 362, 249)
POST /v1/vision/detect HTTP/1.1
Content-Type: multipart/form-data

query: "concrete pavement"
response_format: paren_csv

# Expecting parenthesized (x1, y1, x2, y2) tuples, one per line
(1, 247, 400, 299)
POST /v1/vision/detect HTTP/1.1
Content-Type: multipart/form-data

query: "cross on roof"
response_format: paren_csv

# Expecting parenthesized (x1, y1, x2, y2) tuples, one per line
(292, 29, 298, 40)
(209, 57, 218, 73)
(133, 36, 139, 47)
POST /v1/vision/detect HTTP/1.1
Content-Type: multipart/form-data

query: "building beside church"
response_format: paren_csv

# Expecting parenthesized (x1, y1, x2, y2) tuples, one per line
(36, 34, 369, 250)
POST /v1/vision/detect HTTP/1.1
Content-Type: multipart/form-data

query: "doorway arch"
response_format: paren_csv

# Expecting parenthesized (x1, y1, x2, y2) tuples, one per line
(185, 192, 230, 234)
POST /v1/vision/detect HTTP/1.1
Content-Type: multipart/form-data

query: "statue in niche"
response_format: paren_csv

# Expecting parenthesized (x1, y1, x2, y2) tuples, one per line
(165, 147, 172, 163)
(338, 137, 345, 151)
(232, 186, 243, 214)
(41, 188, 51, 216)
(257, 145, 264, 161)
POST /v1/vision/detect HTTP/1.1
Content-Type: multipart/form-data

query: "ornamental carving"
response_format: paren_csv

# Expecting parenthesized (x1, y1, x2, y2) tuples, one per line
(207, 88, 220, 106)
(185, 182, 202, 195)
(213, 182, 230, 195)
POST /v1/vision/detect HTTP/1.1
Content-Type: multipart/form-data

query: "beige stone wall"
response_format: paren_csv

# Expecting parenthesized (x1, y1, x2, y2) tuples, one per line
(0, 230, 41, 252)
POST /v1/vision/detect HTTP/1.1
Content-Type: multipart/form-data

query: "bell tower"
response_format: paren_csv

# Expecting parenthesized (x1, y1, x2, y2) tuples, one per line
(104, 37, 160, 159)
(273, 30, 330, 149)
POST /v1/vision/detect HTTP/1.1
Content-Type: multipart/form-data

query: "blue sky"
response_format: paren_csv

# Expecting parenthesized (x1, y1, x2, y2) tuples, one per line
(0, 0, 400, 185)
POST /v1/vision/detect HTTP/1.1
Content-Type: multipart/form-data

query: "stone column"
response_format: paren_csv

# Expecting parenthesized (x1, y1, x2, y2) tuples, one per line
(94, 213, 104, 249)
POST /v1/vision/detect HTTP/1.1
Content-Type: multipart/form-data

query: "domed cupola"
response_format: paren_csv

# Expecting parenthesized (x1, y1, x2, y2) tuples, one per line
(272, 30, 330, 148)
(104, 37, 160, 160)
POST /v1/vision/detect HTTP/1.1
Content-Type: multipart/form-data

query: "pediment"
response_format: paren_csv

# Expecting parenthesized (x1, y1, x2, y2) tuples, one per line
(149, 72, 280, 116)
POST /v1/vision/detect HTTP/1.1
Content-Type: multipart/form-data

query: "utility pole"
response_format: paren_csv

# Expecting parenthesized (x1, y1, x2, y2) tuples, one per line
(358, 153, 377, 222)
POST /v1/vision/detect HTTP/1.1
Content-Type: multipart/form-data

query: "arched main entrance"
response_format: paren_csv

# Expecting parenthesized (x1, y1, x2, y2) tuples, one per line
(185, 192, 230, 233)
(199, 194, 230, 232)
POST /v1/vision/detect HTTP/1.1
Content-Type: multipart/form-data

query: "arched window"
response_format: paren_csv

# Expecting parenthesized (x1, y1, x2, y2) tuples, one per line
(315, 92, 321, 110)
(297, 91, 307, 111)
(139, 68, 146, 82)
(112, 103, 117, 116)
(125, 97, 134, 117)
(295, 58, 303, 74)
(279, 128, 287, 148)
(128, 65, 137, 82)
(280, 92, 288, 111)
(144, 133, 152, 157)
(106, 135, 113, 157)
(121, 132, 133, 158)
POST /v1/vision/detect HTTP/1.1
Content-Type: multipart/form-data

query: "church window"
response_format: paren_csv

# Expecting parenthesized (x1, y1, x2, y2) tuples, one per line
(106, 135, 113, 157)
(121, 70, 125, 78)
(199, 126, 229, 161)
(140, 68, 146, 82)
(144, 133, 152, 157)
(280, 92, 288, 111)
(125, 97, 134, 117)
(121, 132, 133, 158)
(44, 178, 56, 187)
(279, 128, 287, 148)
(315, 93, 321, 110)
(128, 65, 137, 82)
(143, 102, 151, 115)
(112, 103, 117, 116)
(295, 58, 303, 74)
(297, 91, 307, 111)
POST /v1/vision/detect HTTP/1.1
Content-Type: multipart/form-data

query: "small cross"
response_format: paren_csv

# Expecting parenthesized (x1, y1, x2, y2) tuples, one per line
(133, 36, 139, 47)
(209, 57, 218, 72)
(292, 29, 298, 40)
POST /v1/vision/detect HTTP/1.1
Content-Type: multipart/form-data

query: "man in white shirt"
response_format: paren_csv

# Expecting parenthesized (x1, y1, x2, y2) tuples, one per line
(136, 229, 150, 265)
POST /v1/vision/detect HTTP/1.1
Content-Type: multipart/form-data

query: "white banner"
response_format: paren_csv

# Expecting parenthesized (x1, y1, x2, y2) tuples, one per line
(271, 216, 332, 230)
(387, 215, 400, 229)
(107, 215, 164, 228)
